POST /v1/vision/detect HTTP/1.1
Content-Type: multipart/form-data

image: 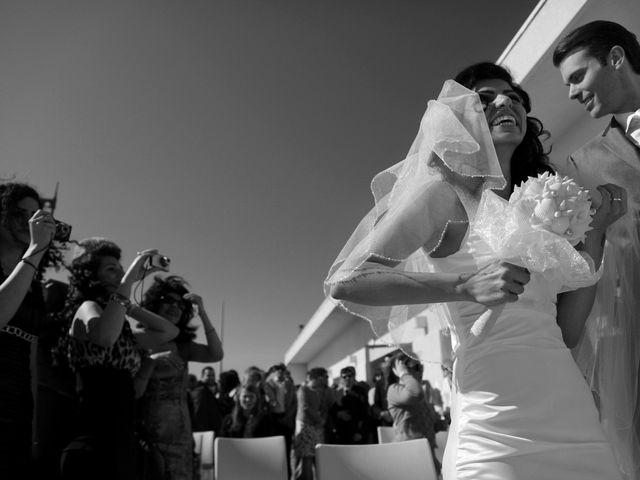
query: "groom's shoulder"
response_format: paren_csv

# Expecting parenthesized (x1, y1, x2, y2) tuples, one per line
(553, 119, 614, 180)
(569, 127, 610, 161)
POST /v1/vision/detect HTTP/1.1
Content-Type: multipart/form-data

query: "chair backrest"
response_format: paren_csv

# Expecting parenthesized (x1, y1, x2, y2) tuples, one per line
(215, 435, 288, 480)
(377, 425, 395, 444)
(193, 431, 215, 480)
(316, 438, 437, 480)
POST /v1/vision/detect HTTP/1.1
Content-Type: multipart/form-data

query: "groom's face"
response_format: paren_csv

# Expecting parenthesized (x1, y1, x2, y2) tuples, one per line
(558, 48, 622, 118)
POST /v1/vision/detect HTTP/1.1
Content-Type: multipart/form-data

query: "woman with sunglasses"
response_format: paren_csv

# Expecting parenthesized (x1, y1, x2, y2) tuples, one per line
(136, 275, 223, 480)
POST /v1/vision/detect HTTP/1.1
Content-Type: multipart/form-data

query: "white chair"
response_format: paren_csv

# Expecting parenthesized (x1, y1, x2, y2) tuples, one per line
(215, 435, 288, 480)
(316, 438, 437, 480)
(434, 430, 449, 465)
(193, 430, 215, 480)
(376, 425, 395, 444)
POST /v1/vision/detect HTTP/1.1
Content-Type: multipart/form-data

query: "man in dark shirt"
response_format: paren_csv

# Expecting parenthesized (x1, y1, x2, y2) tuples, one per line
(331, 366, 369, 444)
(191, 366, 222, 434)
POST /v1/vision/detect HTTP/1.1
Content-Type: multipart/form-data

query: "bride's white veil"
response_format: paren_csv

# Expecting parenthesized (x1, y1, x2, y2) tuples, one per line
(324, 80, 505, 346)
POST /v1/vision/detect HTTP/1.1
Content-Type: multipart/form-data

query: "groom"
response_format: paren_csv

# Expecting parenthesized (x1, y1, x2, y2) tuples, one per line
(553, 19, 640, 470)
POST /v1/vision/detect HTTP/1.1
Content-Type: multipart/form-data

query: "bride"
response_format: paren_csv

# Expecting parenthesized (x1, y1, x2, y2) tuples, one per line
(325, 62, 625, 479)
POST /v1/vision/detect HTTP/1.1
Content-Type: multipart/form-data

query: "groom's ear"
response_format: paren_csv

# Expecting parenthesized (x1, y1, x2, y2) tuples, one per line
(608, 45, 626, 70)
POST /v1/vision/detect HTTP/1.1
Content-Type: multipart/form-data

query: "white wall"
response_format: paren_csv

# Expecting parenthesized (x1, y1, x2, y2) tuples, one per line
(293, 317, 376, 383)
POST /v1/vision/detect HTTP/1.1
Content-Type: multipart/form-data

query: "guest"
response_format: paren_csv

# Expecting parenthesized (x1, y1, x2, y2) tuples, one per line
(387, 353, 439, 474)
(331, 366, 368, 444)
(57, 239, 179, 480)
(191, 366, 224, 434)
(369, 367, 392, 429)
(218, 369, 241, 418)
(0, 182, 57, 477)
(219, 383, 276, 438)
(243, 365, 266, 388)
(136, 275, 224, 480)
(264, 363, 297, 472)
(187, 373, 198, 391)
(33, 280, 77, 480)
(292, 368, 331, 480)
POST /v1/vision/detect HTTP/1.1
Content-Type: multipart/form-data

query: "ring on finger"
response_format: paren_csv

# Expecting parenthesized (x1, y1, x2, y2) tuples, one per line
(613, 197, 623, 201)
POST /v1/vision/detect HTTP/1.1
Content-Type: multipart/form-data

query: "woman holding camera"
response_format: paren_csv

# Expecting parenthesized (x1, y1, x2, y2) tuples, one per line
(387, 353, 440, 475)
(0, 182, 60, 476)
(135, 275, 223, 480)
(57, 238, 179, 480)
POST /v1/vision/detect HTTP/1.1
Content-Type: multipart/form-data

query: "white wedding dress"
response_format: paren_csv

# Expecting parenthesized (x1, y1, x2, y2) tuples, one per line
(433, 224, 622, 480)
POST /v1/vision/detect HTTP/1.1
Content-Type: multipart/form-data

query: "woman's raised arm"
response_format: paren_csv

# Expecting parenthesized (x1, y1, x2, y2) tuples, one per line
(0, 210, 54, 327)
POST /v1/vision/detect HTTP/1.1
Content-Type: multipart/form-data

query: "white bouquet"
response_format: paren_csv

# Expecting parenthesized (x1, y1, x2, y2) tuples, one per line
(470, 173, 597, 339)
(511, 172, 593, 246)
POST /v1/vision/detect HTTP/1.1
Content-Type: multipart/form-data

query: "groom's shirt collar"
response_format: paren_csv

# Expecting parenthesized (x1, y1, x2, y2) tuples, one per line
(614, 109, 640, 146)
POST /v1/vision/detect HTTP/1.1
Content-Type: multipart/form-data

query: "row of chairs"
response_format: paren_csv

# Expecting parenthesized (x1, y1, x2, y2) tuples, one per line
(376, 426, 448, 464)
(193, 430, 448, 480)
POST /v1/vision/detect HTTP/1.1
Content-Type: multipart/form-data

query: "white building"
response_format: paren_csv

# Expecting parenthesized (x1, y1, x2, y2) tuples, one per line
(284, 0, 640, 400)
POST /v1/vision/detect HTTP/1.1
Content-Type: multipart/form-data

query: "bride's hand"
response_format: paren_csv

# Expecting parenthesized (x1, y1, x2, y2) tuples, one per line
(590, 183, 627, 233)
(456, 261, 530, 307)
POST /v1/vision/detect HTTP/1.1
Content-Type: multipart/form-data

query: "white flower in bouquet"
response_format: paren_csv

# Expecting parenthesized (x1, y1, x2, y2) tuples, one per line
(510, 172, 594, 246)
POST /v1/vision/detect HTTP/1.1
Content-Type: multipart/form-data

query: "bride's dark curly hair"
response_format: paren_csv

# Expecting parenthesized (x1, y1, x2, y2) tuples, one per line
(141, 275, 196, 343)
(0, 182, 65, 277)
(454, 62, 555, 190)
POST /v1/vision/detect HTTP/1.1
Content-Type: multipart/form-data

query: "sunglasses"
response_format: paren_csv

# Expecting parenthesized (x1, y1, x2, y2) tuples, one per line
(159, 295, 185, 308)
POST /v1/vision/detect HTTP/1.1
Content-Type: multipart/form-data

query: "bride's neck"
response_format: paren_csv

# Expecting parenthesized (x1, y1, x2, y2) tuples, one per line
(494, 144, 514, 199)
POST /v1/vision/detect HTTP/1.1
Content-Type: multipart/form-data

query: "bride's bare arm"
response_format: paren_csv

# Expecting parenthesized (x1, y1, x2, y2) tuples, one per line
(330, 182, 466, 306)
(557, 183, 627, 348)
(329, 182, 531, 308)
(330, 261, 472, 306)
(331, 258, 530, 307)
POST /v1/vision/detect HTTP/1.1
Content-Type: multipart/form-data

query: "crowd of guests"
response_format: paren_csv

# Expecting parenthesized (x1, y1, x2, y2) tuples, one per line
(185, 356, 448, 480)
(0, 180, 446, 479)
(0, 181, 225, 479)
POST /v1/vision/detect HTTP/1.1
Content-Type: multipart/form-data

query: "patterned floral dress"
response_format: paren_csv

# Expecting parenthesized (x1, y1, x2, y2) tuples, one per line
(138, 346, 194, 480)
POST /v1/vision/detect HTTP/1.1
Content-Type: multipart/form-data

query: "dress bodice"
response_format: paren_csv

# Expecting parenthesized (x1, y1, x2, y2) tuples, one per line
(429, 226, 565, 355)
(144, 348, 189, 400)
(435, 221, 622, 480)
(0, 274, 45, 423)
(66, 321, 143, 376)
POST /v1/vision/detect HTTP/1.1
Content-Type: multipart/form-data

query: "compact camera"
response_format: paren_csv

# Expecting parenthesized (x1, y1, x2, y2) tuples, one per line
(148, 253, 170, 271)
(54, 220, 72, 242)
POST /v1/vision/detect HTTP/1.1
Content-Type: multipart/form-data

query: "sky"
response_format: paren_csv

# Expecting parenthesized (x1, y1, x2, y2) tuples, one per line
(0, 0, 538, 375)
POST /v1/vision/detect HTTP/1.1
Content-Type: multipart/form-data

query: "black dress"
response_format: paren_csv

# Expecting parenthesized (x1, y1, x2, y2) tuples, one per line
(0, 276, 45, 477)
(60, 322, 142, 480)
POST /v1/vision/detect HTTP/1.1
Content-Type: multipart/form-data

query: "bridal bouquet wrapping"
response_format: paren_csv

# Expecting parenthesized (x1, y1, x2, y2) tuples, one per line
(470, 173, 598, 338)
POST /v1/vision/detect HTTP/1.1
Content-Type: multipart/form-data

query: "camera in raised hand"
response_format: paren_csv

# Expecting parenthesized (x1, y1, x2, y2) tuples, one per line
(148, 253, 170, 271)
(54, 220, 72, 243)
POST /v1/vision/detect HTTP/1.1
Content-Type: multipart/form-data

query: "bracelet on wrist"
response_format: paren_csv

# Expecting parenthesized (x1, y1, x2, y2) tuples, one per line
(109, 293, 132, 312)
(20, 258, 38, 272)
